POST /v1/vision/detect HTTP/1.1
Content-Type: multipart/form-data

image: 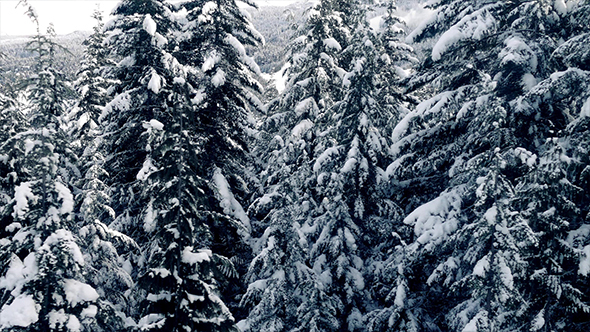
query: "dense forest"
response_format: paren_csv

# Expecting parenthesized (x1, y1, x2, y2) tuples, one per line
(1, 0, 590, 331)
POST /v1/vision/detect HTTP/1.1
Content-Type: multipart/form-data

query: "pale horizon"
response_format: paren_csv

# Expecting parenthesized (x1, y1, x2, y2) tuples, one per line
(0, 0, 301, 38)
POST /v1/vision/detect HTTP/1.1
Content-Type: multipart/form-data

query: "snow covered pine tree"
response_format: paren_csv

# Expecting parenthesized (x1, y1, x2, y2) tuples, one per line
(0, 11, 102, 331)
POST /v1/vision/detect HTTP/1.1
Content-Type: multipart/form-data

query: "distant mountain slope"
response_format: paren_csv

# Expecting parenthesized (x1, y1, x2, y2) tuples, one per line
(0, 31, 89, 86)
(0, 4, 302, 90)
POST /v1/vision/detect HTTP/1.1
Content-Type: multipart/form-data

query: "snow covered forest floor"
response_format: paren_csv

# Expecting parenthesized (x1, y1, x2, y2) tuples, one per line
(1, 0, 590, 331)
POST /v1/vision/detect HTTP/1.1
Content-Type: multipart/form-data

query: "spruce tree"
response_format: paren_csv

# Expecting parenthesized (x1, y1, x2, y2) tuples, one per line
(173, 0, 267, 318)
(134, 77, 240, 331)
(101, 0, 178, 244)
(242, 0, 357, 330)
(0, 13, 102, 331)
(70, 10, 136, 328)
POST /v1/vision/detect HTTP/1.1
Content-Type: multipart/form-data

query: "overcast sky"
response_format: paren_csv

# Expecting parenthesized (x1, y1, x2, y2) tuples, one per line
(0, 0, 300, 37)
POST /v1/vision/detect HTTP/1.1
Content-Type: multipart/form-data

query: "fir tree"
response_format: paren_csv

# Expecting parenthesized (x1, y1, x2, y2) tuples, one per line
(173, 0, 267, 318)
(133, 68, 242, 332)
(0, 9, 102, 330)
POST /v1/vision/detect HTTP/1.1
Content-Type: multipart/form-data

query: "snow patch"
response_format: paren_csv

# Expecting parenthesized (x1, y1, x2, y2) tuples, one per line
(0, 253, 36, 292)
(473, 255, 489, 277)
(137, 158, 157, 181)
(323, 38, 342, 51)
(13, 182, 36, 219)
(514, 147, 537, 167)
(531, 309, 545, 331)
(432, 6, 497, 61)
(579, 245, 590, 276)
(55, 181, 74, 215)
(143, 14, 157, 36)
(144, 200, 156, 233)
(145, 119, 164, 131)
(581, 97, 590, 117)
(291, 119, 314, 139)
(181, 247, 211, 265)
(202, 1, 218, 15)
(500, 36, 537, 71)
(394, 283, 406, 307)
(0, 294, 39, 328)
(313, 146, 341, 173)
(211, 69, 226, 87)
(484, 206, 497, 224)
(554, 0, 567, 15)
(148, 72, 162, 94)
(404, 187, 465, 249)
(212, 168, 251, 233)
(67, 315, 81, 332)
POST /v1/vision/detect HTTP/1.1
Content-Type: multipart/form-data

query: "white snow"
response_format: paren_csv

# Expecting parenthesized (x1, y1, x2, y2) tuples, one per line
(24, 139, 41, 155)
(498, 256, 514, 290)
(226, 34, 261, 75)
(291, 119, 314, 138)
(294, 97, 317, 116)
(323, 38, 342, 51)
(202, 1, 218, 15)
(473, 255, 489, 277)
(462, 311, 488, 332)
(148, 119, 164, 131)
(12, 182, 36, 219)
(579, 245, 590, 276)
(64, 279, 99, 306)
(394, 283, 406, 307)
(212, 168, 251, 233)
(369, 16, 383, 32)
(55, 181, 74, 215)
(404, 187, 465, 250)
(500, 36, 537, 71)
(144, 200, 156, 232)
(0, 294, 39, 328)
(531, 309, 545, 331)
(148, 72, 162, 94)
(211, 69, 226, 87)
(40, 230, 85, 266)
(137, 158, 157, 181)
(143, 14, 157, 36)
(514, 147, 537, 167)
(341, 158, 357, 174)
(554, 0, 568, 15)
(48, 309, 68, 330)
(581, 97, 590, 117)
(67, 315, 81, 332)
(81, 305, 97, 318)
(202, 52, 221, 72)
(101, 92, 130, 121)
(137, 314, 166, 330)
(181, 247, 211, 265)
(484, 206, 497, 224)
(0, 253, 36, 292)
(313, 146, 341, 173)
(431, 6, 497, 61)
(522, 73, 537, 90)
(348, 267, 364, 290)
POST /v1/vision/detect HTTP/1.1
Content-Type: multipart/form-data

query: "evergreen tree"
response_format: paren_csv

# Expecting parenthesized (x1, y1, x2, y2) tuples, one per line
(239, 205, 336, 332)
(380, 1, 588, 331)
(173, 0, 267, 318)
(68, 13, 136, 322)
(304, 11, 411, 331)
(101, 0, 178, 245)
(242, 0, 358, 330)
(70, 8, 117, 159)
(0, 12, 102, 331)
(134, 76, 240, 332)
(512, 139, 590, 331)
